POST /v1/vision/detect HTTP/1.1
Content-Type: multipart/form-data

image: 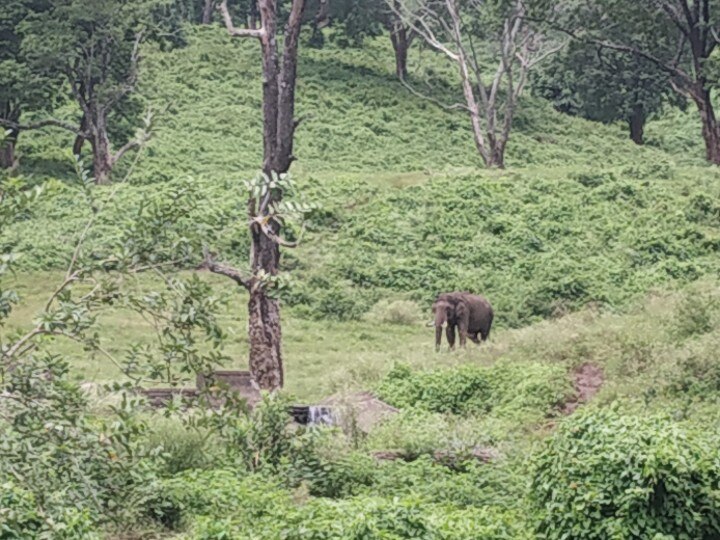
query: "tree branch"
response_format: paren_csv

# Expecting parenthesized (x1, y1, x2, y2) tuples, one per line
(398, 75, 470, 112)
(105, 31, 144, 110)
(551, 24, 692, 85)
(198, 247, 252, 290)
(220, 0, 264, 38)
(0, 118, 87, 137)
(111, 140, 141, 165)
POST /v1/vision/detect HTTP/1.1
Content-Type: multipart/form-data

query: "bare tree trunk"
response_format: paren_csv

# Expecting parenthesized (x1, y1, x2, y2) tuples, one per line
(217, 0, 306, 390)
(246, 0, 305, 391)
(1, 103, 20, 170)
(202, 0, 215, 24)
(89, 113, 113, 185)
(390, 25, 410, 79)
(0, 128, 18, 170)
(693, 88, 720, 164)
(628, 104, 645, 145)
(489, 143, 505, 168)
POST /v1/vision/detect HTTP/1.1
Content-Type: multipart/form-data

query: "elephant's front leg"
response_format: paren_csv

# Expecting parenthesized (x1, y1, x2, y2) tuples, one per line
(446, 325, 456, 350)
(458, 328, 468, 348)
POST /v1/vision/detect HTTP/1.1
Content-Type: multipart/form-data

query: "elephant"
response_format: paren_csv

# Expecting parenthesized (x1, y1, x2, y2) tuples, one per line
(431, 292, 493, 350)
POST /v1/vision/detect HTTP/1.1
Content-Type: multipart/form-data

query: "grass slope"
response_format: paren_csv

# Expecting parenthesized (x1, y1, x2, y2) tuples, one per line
(5, 23, 720, 379)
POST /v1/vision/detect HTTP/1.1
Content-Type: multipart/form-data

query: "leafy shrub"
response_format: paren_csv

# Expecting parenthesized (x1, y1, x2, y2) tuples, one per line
(0, 482, 97, 539)
(621, 159, 675, 180)
(376, 362, 570, 418)
(364, 456, 525, 509)
(0, 355, 160, 535)
(529, 407, 720, 539)
(366, 298, 422, 325)
(182, 486, 528, 539)
(151, 469, 290, 528)
(570, 170, 615, 188)
(311, 283, 375, 321)
(144, 417, 224, 475)
(367, 409, 497, 458)
(673, 289, 720, 339)
(663, 336, 720, 398)
(686, 193, 720, 226)
(376, 364, 493, 415)
(204, 392, 302, 471)
(290, 450, 377, 498)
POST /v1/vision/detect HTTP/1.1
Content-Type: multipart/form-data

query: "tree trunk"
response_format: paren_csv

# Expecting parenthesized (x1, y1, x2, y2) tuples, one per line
(247, 231, 283, 389)
(90, 114, 113, 185)
(488, 144, 505, 168)
(0, 128, 18, 170)
(248, 0, 258, 29)
(628, 104, 645, 145)
(202, 0, 214, 24)
(73, 113, 88, 156)
(244, 0, 305, 391)
(390, 25, 409, 79)
(693, 88, 720, 164)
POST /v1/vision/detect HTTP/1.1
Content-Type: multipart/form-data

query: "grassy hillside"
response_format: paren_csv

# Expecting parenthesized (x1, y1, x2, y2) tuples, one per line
(17, 26, 706, 182)
(5, 28, 720, 331)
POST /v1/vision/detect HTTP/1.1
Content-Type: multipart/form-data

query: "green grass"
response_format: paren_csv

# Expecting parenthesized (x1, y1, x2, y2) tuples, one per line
(2, 270, 449, 400)
(6, 269, 720, 416)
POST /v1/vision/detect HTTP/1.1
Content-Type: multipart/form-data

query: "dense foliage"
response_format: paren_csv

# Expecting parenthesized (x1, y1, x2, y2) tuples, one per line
(376, 362, 569, 418)
(530, 408, 720, 539)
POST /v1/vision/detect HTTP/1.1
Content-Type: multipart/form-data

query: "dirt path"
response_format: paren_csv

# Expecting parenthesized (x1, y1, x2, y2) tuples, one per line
(562, 362, 604, 414)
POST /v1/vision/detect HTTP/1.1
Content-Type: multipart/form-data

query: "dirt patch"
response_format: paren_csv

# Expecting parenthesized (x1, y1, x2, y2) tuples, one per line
(319, 391, 399, 433)
(562, 362, 604, 414)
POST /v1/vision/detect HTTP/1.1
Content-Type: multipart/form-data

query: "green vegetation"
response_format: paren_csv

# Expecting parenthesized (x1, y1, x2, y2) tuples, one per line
(530, 407, 720, 539)
(4, 5, 720, 539)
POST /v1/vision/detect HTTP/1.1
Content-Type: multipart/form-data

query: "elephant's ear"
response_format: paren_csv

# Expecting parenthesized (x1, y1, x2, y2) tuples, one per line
(455, 299, 469, 318)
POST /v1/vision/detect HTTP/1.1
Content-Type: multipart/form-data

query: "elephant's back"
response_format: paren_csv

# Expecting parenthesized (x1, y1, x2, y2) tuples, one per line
(464, 294, 493, 328)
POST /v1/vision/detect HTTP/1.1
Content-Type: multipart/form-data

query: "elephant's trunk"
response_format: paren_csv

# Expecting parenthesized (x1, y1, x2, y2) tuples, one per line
(434, 309, 445, 350)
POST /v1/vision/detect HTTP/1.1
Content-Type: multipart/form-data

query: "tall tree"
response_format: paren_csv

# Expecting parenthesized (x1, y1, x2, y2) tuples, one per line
(0, 0, 171, 183)
(0, 0, 55, 170)
(320, 0, 414, 79)
(390, 0, 564, 168)
(534, 42, 679, 145)
(387, 1, 415, 79)
(567, 1, 720, 163)
(202, 0, 307, 390)
(202, 0, 216, 22)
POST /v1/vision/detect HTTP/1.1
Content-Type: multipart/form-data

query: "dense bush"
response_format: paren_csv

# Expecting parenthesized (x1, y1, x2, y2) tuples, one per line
(529, 407, 720, 539)
(0, 482, 97, 539)
(154, 468, 528, 539)
(0, 356, 160, 537)
(376, 362, 570, 418)
(362, 456, 526, 510)
(144, 418, 224, 475)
